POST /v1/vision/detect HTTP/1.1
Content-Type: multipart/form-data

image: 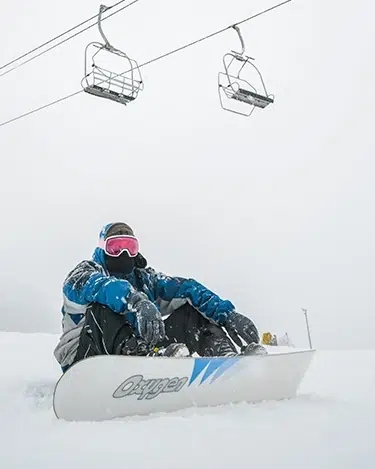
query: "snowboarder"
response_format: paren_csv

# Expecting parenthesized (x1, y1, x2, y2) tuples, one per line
(54, 222, 265, 372)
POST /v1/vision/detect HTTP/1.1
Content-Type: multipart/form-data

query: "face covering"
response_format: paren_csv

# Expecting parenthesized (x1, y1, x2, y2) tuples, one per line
(104, 252, 135, 276)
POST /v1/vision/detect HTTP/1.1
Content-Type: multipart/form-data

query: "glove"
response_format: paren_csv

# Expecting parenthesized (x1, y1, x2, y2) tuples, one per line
(224, 311, 260, 348)
(129, 293, 165, 347)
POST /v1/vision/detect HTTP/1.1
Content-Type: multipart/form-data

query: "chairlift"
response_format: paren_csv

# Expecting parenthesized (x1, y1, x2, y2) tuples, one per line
(81, 4, 143, 106)
(218, 25, 274, 117)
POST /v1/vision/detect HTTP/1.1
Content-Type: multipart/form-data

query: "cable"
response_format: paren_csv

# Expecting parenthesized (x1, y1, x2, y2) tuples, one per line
(138, 1, 291, 70)
(0, 0, 130, 73)
(0, 0, 137, 78)
(0, 0, 291, 129)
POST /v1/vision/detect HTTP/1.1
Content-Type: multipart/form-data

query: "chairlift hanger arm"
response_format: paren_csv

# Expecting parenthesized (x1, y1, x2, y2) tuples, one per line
(98, 4, 112, 49)
(232, 25, 245, 56)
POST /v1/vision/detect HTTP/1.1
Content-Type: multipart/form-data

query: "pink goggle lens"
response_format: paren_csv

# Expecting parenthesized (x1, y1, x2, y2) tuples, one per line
(102, 235, 139, 257)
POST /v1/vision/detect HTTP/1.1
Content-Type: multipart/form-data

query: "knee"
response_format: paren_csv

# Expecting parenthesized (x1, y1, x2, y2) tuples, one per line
(90, 303, 112, 310)
(173, 302, 202, 318)
(89, 303, 115, 314)
(87, 303, 122, 324)
(203, 322, 227, 338)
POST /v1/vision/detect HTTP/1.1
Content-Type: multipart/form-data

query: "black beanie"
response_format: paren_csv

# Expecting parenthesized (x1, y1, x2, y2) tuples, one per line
(105, 222, 134, 239)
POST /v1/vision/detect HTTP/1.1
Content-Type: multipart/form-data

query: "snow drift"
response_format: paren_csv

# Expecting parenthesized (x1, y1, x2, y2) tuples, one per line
(0, 332, 374, 469)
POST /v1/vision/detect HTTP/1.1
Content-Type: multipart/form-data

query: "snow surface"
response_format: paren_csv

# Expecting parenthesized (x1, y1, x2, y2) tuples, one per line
(0, 332, 374, 469)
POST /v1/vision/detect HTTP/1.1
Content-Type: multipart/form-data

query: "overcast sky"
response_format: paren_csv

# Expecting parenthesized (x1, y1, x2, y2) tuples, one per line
(0, 0, 374, 349)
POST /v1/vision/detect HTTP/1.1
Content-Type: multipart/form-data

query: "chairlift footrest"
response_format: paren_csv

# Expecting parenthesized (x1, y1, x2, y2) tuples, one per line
(84, 85, 136, 105)
(234, 88, 273, 108)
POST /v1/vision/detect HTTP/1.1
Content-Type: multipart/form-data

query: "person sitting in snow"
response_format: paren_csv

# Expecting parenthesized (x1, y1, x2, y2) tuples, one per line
(54, 222, 265, 372)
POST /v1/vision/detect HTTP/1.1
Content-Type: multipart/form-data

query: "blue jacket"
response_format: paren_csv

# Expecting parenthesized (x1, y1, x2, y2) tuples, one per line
(54, 224, 235, 369)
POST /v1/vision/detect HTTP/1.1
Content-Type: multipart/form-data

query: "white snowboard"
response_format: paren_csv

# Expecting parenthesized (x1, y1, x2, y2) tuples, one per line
(53, 350, 315, 421)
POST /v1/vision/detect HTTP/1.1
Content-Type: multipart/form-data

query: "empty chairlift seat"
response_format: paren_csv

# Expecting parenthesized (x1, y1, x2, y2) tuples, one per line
(218, 25, 274, 117)
(81, 5, 143, 106)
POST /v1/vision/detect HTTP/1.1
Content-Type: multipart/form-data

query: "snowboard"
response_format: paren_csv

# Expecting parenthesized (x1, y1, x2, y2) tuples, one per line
(53, 349, 315, 421)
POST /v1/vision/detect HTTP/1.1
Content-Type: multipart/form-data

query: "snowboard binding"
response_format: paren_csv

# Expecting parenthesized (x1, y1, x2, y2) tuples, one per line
(241, 343, 268, 356)
(152, 343, 191, 358)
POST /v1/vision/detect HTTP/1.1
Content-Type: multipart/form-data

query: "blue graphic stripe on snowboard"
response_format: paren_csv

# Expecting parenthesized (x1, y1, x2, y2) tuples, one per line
(189, 357, 240, 386)
(189, 359, 210, 386)
(210, 357, 240, 383)
(200, 360, 224, 384)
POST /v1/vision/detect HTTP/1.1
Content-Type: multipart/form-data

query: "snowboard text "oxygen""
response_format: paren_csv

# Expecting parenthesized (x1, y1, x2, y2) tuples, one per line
(113, 374, 188, 400)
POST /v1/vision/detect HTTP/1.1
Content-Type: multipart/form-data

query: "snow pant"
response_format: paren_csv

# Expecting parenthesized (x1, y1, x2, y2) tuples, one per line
(73, 302, 236, 365)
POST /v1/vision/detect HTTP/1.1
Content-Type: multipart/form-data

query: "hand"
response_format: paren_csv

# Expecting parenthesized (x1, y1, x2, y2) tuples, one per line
(133, 298, 165, 347)
(224, 311, 260, 348)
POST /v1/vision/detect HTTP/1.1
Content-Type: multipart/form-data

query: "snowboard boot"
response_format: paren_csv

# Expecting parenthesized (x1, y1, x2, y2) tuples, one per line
(119, 335, 150, 356)
(153, 343, 190, 357)
(200, 332, 238, 357)
(241, 343, 268, 356)
(161, 343, 190, 357)
(194, 322, 238, 357)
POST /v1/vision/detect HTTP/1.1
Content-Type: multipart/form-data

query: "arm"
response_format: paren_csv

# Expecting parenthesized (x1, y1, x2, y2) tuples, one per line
(150, 269, 235, 325)
(63, 260, 136, 313)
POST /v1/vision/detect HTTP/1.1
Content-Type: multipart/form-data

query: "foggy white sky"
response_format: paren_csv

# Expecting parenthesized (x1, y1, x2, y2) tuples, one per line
(0, 0, 374, 349)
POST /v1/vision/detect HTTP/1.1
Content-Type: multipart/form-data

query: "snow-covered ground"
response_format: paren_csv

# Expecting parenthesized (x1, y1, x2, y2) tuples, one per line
(0, 332, 374, 469)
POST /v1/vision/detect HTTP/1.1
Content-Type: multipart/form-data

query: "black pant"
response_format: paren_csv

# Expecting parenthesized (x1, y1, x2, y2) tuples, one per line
(74, 302, 236, 364)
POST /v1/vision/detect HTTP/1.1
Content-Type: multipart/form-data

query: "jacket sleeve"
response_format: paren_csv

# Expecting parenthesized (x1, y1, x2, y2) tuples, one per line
(149, 269, 235, 325)
(63, 260, 135, 313)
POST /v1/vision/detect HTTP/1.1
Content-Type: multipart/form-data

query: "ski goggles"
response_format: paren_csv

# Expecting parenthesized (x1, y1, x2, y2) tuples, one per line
(99, 235, 139, 258)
